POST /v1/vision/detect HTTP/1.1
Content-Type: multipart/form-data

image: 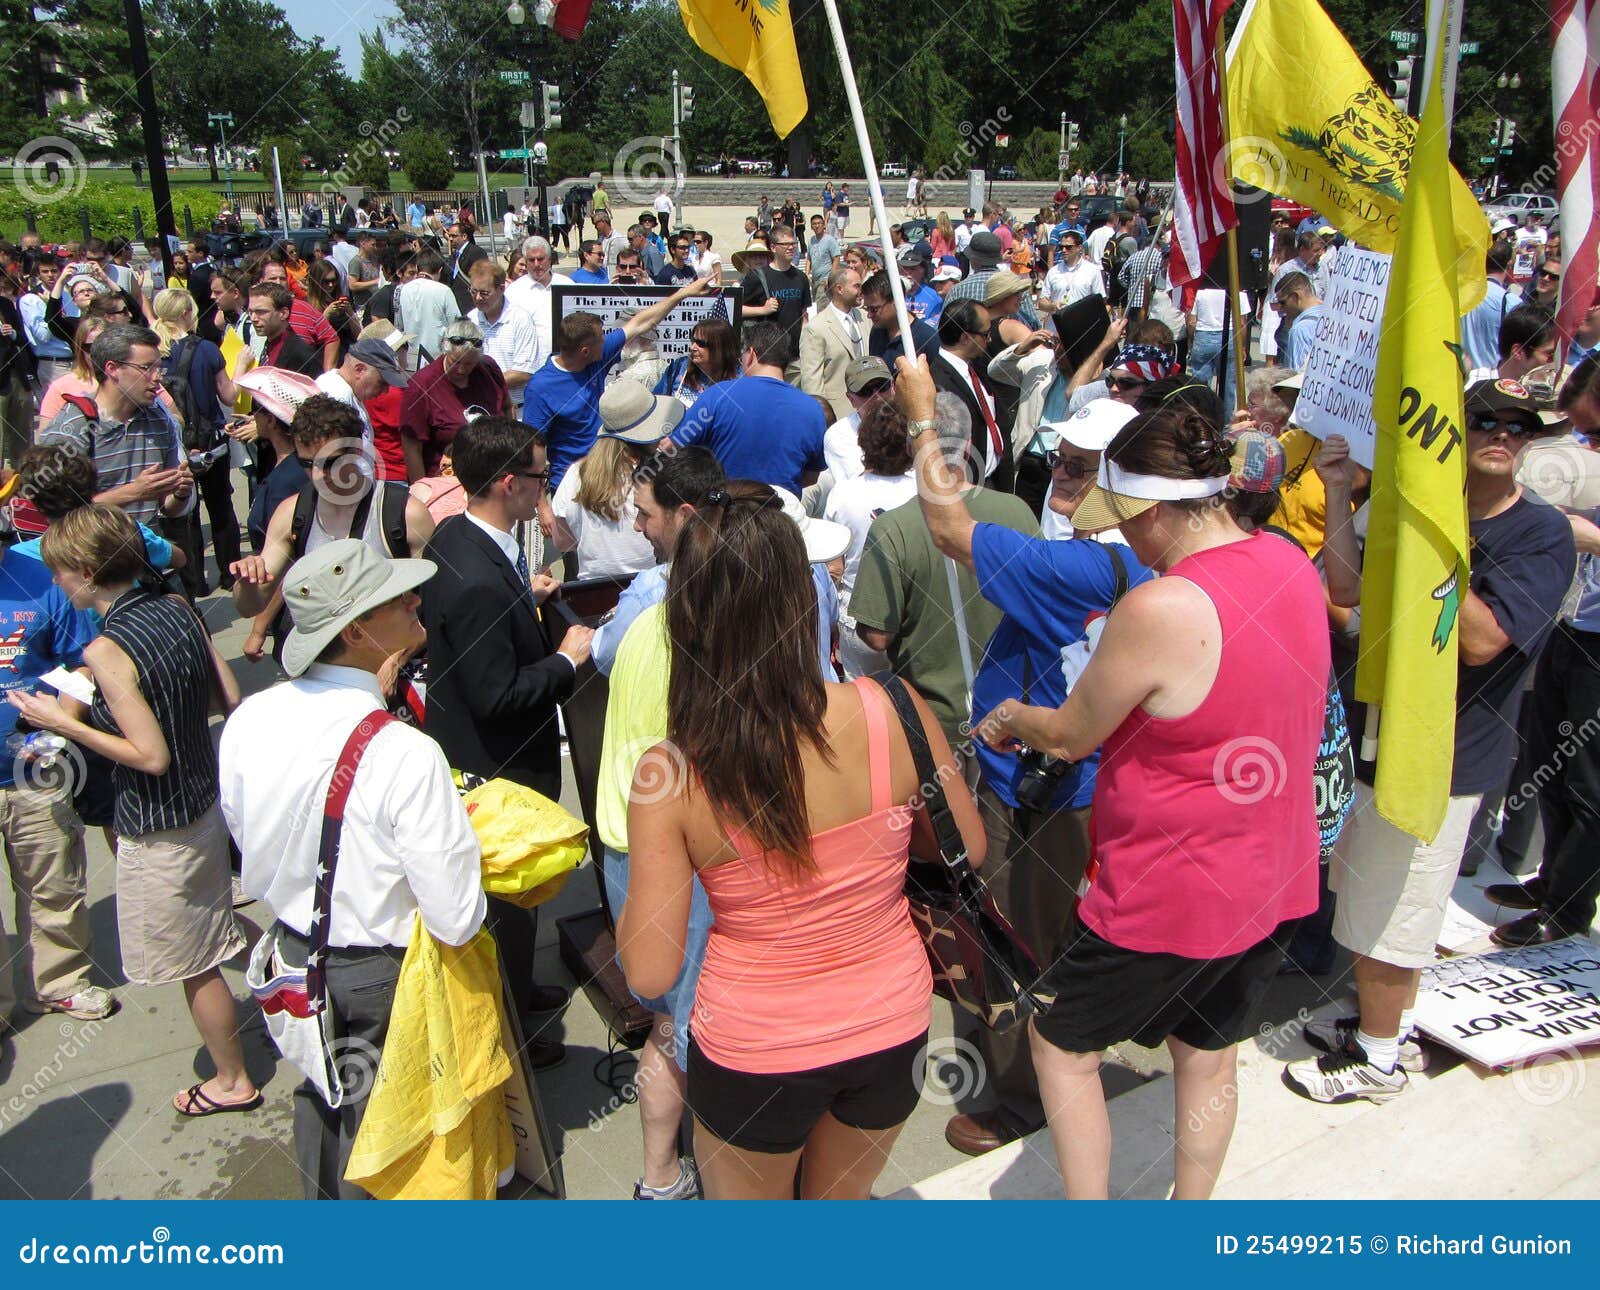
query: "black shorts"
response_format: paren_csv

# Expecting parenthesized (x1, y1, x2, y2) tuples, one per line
(1032, 918, 1291, 1055)
(687, 1031, 929, 1154)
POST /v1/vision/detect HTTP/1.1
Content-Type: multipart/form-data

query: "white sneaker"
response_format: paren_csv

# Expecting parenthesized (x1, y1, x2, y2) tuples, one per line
(1303, 1014, 1430, 1073)
(632, 1156, 700, 1200)
(26, 984, 117, 1020)
(1282, 1037, 1409, 1104)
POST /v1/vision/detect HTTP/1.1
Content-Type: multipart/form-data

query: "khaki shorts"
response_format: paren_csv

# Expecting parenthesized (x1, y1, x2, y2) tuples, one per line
(116, 802, 245, 987)
(1329, 782, 1481, 969)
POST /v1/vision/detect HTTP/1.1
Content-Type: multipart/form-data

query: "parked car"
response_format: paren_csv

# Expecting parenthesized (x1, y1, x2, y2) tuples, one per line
(1483, 191, 1559, 223)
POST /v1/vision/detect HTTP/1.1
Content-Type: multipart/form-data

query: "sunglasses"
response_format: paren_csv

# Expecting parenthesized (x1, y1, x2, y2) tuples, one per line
(446, 337, 484, 349)
(1107, 375, 1146, 392)
(510, 468, 550, 483)
(1538, 269, 1562, 281)
(1044, 449, 1093, 477)
(1470, 413, 1541, 439)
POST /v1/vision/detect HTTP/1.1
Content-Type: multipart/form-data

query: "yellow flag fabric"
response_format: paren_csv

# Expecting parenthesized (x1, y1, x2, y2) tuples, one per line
(218, 327, 253, 415)
(459, 776, 589, 908)
(344, 920, 513, 1200)
(1353, 32, 1472, 844)
(1225, 0, 1488, 311)
(679, 0, 808, 138)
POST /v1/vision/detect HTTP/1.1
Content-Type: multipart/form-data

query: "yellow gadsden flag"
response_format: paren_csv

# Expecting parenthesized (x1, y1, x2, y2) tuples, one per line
(1353, 27, 1472, 843)
(1225, 0, 1488, 310)
(679, 0, 808, 138)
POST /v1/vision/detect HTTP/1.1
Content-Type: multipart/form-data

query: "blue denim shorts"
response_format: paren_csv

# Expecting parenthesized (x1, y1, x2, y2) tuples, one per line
(602, 846, 713, 1071)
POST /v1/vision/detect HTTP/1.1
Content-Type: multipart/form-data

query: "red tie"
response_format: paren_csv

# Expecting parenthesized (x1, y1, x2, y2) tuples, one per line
(967, 366, 1005, 464)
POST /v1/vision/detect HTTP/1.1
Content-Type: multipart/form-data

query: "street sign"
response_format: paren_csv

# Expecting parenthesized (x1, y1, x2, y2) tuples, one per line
(499, 70, 530, 84)
(1480, 155, 1494, 165)
(1389, 28, 1418, 48)
(1459, 40, 1481, 54)
(499, 148, 532, 160)
(1059, 150, 1071, 170)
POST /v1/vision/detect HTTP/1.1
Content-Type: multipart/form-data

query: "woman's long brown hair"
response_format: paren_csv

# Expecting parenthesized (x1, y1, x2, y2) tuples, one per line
(665, 481, 829, 874)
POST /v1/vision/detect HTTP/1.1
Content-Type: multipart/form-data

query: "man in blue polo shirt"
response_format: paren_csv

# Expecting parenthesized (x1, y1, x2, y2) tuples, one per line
(0, 535, 111, 1031)
(521, 270, 717, 505)
(669, 320, 826, 495)
(902, 374, 1154, 1157)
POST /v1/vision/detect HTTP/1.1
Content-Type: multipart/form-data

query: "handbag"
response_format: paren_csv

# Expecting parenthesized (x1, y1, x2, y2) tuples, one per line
(245, 711, 396, 1108)
(877, 676, 1047, 1034)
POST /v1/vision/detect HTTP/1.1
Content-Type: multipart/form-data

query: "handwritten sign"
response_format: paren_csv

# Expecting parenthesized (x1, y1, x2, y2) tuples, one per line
(1412, 938, 1600, 1069)
(1292, 247, 1391, 470)
(551, 284, 743, 363)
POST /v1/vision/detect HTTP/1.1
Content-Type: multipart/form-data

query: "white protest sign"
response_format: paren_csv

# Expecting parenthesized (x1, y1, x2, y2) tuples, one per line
(551, 284, 743, 363)
(1291, 247, 1391, 470)
(1412, 938, 1600, 1069)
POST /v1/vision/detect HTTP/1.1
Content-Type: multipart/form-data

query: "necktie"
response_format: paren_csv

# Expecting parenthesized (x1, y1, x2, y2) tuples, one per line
(515, 542, 532, 594)
(966, 366, 1005, 465)
(841, 310, 861, 355)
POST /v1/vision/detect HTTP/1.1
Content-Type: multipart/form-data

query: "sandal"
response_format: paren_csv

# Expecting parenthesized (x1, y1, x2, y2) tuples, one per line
(174, 1083, 263, 1118)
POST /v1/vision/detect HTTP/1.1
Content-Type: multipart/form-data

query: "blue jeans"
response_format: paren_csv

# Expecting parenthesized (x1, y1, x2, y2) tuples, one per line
(1188, 328, 1224, 384)
(602, 846, 713, 1071)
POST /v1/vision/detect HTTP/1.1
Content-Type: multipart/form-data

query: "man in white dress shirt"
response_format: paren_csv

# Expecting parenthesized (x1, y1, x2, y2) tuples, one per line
(504, 236, 573, 376)
(219, 538, 486, 1200)
(467, 259, 539, 409)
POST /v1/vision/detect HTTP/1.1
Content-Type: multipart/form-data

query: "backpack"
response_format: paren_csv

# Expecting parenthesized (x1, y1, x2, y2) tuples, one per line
(288, 479, 409, 561)
(162, 336, 220, 452)
(1102, 234, 1129, 301)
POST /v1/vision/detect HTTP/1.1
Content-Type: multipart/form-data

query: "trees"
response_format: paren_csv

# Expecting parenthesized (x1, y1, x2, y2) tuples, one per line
(398, 129, 454, 190)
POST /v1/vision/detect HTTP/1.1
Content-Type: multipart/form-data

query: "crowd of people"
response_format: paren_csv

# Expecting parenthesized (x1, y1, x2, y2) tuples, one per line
(0, 163, 1596, 1204)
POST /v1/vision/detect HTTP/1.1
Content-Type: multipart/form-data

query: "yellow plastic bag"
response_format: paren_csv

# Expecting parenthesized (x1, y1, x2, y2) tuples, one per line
(460, 776, 589, 908)
(344, 919, 513, 1200)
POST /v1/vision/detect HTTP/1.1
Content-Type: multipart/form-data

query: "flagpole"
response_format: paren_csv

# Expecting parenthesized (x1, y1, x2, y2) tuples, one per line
(817, 0, 976, 706)
(1214, 24, 1248, 412)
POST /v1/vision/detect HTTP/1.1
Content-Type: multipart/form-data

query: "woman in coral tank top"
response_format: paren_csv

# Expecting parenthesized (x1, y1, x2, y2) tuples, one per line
(977, 400, 1329, 1200)
(620, 481, 985, 1200)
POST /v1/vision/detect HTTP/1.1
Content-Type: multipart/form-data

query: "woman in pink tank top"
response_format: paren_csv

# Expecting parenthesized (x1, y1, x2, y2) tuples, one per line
(976, 399, 1328, 1201)
(619, 481, 986, 1200)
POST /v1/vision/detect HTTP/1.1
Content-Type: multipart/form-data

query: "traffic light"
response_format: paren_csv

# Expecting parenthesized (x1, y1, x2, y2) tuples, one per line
(541, 82, 562, 131)
(679, 84, 695, 121)
(1067, 122, 1079, 149)
(1390, 58, 1414, 113)
(1500, 119, 1517, 153)
(1490, 117, 1504, 146)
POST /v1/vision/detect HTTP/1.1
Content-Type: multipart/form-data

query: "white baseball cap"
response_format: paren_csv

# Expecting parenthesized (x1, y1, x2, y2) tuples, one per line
(1048, 397, 1139, 453)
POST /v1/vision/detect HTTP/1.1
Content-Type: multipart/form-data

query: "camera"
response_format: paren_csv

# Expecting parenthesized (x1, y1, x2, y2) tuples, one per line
(1014, 744, 1074, 815)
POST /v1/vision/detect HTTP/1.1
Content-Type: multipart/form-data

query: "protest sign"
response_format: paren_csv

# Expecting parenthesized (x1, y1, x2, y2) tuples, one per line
(551, 284, 744, 362)
(1291, 247, 1391, 469)
(1412, 938, 1600, 1069)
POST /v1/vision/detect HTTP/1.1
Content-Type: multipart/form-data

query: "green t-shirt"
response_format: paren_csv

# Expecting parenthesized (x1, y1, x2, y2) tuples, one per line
(591, 187, 610, 213)
(596, 602, 670, 853)
(848, 488, 1039, 741)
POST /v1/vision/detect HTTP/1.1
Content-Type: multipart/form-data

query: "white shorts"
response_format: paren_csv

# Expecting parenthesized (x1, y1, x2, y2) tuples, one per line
(1329, 782, 1481, 969)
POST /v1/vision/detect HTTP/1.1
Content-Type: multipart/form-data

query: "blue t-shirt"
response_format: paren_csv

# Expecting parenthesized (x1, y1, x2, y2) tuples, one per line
(1281, 305, 1326, 372)
(0, 552, 95, 786)
(248, 454, 309, 552)
(909, 283, 944, 325)
(672, 375, 826, 495)
(869, 319, 940, 362)
(570, 267, 609, 284)
(970, 527, 1153, 810)
(521, 329, 628, 488)
(12, 523, 172, 572)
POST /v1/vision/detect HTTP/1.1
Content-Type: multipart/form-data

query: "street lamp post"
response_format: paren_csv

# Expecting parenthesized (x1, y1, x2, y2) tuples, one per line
(508, 0, 557, 237)
(1118, 113, 1128, 176)
(1059, 111, 1068, 183)
(208, 111, 235, 199)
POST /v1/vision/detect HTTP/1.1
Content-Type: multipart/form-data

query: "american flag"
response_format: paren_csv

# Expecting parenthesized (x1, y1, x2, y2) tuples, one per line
(1551, 0, 1600, 358)
(1169, 0, 1237, 288)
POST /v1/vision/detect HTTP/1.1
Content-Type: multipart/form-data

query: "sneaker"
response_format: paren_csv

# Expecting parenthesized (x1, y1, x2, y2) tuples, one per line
(1282, 1037, 1409, 1105)
(26, 985, 117, 1021)
(633, 1156, 700, 1200)
(1302, 1015, 1430, 1073)
(1483, 876, 1544, 911)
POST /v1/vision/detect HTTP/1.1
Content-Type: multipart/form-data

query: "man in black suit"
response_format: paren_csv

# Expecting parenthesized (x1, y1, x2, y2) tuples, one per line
(445, 223, 489, 313)
(422, 414, 594, 1065)
(932, 298, 1015, 492)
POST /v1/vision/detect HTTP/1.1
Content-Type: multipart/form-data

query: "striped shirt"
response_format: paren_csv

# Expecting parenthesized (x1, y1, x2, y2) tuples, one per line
(91, 590, 219, 837)
(944, 269, 1041, 329)
(40, 400, 184, 525)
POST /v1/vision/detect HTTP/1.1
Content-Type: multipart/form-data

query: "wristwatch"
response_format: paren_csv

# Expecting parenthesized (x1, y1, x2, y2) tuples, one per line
(906, 418, 938, 443)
